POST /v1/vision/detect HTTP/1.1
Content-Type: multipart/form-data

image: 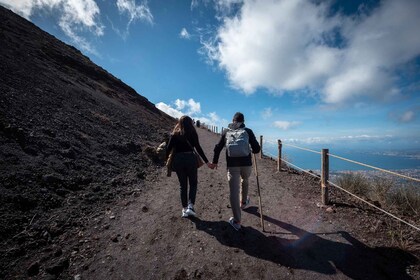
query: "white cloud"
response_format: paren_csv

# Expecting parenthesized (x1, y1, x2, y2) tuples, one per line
(283, 134, 394, 145)
(0, 0, 104, 54)
(187, 98, 201, 114)
(180, 28, 191, 39)
(190, 0, 199, 11)
(156, 99, 227, 128)
(273, 121, 301, 130)
(175, 99, 187, 110)
(261, 107, 272, 119)
(400, 111, 415, 123)
(155, 102, 184, 119)
(203, 0, 420, 105)
(116, 0, 153, 38)
(0, 0, 33, 18)
(0, 0, 154, 52)
(156, 98, 201, 118)
(390, 109, 416, 123)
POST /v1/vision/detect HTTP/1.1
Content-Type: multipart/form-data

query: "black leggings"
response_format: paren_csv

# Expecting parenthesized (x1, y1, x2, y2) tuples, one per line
(173, 152, 198, 208)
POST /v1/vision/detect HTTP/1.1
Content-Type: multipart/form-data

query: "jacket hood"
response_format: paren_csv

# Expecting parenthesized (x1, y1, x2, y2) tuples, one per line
(228, 122, 245, 130)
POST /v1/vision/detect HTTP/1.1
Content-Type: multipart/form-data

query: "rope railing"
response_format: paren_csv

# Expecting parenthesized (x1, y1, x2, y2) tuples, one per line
(282, 158, 320, 180)
(328, 152, 420, 183)
(259, 138, 419, 232)
(328, 181, 420, 231)
(264, 149, 320, 179)
(282, 143, 321, 154)
(279, 143, 420, 183)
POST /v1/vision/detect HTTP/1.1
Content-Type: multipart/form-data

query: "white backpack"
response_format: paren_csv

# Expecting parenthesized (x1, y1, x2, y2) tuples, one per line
(225, 128, 250, 157)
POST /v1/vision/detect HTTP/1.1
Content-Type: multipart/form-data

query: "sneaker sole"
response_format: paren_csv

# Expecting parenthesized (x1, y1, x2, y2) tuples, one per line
(229, 222, 240, 231)
(229, 219, 241, 231)
(186, 211, 196, 217)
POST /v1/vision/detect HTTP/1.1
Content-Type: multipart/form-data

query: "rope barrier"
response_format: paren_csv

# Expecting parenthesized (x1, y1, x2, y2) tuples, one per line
(328, 181, 420, 231)
(278, 142, 419, 183)
(282, 143, 321, 154)
(263, 149, 320, 179)
(281, 158, 321, 179)
(328, 153, 420, 183)
(261, 146, 420, 232)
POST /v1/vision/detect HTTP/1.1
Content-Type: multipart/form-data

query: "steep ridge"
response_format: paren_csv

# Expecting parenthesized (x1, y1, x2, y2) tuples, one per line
(0, 6, 173, 277)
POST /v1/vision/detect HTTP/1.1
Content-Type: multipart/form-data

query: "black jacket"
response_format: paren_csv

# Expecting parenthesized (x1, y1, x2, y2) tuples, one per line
(212, 122, 260, 167)
(166, 133, 209, 163)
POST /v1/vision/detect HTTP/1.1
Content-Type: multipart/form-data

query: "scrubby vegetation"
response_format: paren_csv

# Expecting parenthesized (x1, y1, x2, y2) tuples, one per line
(335, 173, 419, 217)
(334, 173, 419, 252)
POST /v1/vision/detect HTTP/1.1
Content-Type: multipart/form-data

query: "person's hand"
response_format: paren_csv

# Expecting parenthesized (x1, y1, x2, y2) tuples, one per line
(207, 163, 217, 169)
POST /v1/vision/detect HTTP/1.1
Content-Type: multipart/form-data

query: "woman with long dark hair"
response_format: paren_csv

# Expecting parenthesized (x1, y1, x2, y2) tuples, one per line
(166, 116, 212, 217)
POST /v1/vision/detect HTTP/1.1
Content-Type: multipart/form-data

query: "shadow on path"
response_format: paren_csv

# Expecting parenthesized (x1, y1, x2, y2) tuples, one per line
(192, 208, 417, 279)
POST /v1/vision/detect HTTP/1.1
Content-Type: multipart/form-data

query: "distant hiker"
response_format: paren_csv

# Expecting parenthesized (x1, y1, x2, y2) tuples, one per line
(166, 116, 212, 218)
(211, 112, 260, 231)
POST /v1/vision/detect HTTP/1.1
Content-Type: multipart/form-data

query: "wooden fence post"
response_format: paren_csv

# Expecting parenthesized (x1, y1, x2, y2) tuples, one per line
(260, 135, 263, 159)
(277, 140, 282, 172)
(321, 149, 329, 205)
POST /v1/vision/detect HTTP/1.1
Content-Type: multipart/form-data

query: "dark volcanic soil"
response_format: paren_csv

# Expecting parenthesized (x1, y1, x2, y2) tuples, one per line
(0, 6, 419, 280)
(0, 6, 173, 278)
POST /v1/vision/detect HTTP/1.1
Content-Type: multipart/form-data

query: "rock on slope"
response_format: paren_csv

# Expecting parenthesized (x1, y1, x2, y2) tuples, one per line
(0, 6, 174, 278)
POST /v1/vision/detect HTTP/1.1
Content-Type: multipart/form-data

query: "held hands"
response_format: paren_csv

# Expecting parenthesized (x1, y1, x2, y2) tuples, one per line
(206, 162, 218, 169)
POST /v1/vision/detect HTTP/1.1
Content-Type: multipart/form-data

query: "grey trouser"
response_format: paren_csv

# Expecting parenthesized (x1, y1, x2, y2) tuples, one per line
(227, 166, 252, 223)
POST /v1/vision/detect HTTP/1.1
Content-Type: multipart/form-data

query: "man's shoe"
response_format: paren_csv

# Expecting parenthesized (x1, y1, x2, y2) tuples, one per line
(241, 197, 251, 210)
(229, 217, 241, 231)
(186, 204, 196, 217)
(181, 208, 188, 218)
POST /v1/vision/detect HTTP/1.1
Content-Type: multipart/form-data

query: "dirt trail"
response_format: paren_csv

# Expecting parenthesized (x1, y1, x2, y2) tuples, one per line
(70, 128, 418, 280)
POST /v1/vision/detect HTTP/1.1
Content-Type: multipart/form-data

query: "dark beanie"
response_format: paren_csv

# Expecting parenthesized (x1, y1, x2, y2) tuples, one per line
(233, 112, 244, 123)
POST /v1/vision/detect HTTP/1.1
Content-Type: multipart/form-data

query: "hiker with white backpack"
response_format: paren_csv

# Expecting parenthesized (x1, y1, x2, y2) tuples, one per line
(210, 112, 260, 231)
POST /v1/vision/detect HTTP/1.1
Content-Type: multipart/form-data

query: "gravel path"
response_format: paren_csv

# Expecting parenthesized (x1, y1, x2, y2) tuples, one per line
(71, 128, 418, 280)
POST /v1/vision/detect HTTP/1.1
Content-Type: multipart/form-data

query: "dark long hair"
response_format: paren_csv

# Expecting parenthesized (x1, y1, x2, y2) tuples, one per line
(172, 116, 197, 140)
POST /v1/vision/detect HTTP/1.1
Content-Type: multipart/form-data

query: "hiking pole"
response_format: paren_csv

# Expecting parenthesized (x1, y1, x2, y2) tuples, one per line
(253, 153, 265, 231)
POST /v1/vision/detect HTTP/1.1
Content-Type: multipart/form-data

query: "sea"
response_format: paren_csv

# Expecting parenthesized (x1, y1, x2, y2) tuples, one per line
(264, 146, 420, 180)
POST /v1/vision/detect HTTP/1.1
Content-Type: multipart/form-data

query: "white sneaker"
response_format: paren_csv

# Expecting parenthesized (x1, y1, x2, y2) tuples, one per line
(186, 203, 196, 217)
(181, 208, 188, 218)
(241, 196, 251, 210)
(229, 217, 241, 231)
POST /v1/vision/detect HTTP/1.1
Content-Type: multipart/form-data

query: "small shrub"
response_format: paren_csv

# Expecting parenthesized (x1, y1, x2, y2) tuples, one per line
(370, 176, 393, 205)
(336, 173, 420, 218)
(336, 173, 370, 197)
(387, 184, 420, 216)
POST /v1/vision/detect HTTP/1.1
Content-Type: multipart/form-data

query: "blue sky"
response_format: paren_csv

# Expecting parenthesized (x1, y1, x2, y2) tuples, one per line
(2, 0, 419, 152)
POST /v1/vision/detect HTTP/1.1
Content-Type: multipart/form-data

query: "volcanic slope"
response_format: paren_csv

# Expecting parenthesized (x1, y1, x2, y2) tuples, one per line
(0, 6, 173, 278)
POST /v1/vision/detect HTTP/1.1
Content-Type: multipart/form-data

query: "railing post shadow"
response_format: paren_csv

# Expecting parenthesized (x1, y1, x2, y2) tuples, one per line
(321, 148, 329, 205)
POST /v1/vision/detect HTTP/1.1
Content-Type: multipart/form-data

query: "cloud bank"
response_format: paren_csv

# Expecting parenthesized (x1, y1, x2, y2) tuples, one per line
(0, 0, 104, 53)
(273, 120, 301, 130)
(115, 0, 153, 39)
(0, 0, 152, 53)
(156, 98, 226, 127)
(203, 0, 420, 105)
